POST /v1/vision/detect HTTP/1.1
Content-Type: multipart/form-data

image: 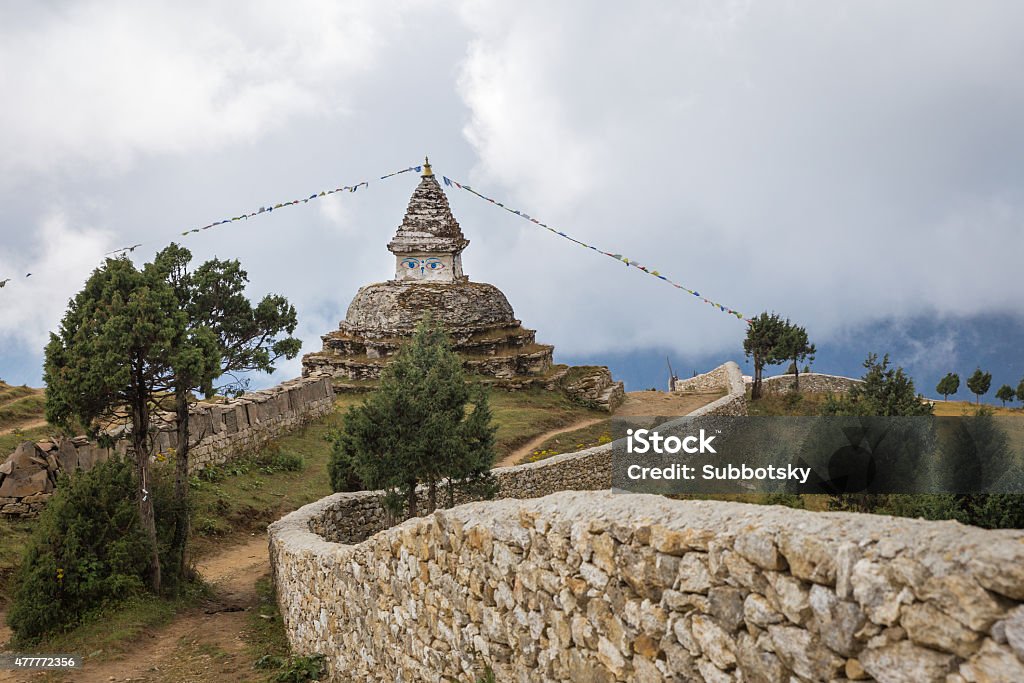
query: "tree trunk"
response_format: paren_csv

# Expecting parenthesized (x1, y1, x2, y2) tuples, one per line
(131, 389, 162, 594)
(171, 386, 193, 588)
(793, 357, 800, 393)
(406, 477, 418, 518)
(752, 354, 763, 400)
(428, 478, 437, 514)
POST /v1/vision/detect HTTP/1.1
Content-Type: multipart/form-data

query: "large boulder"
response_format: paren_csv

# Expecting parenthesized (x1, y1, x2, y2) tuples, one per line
(0, 442, 54, 498)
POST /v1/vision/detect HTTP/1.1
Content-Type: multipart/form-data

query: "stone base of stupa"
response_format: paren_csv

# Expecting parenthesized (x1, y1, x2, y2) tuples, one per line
(299, 282, 624, 410)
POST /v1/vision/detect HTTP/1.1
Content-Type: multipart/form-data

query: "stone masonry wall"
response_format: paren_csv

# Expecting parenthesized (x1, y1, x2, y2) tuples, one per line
(298, 362, 746, 546)
(758, 372, 862, 397)
(270, 490, 1024, 682)
(0, 375, 334, 517)
(675, 361, 747, 418)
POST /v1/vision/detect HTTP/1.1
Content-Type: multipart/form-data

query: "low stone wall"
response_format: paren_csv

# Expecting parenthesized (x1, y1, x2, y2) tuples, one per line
(0, 375, 334, 517)
(758, 372, 862, 397)
(270, 491, 1024, 682)
(674, 361, 747, 418)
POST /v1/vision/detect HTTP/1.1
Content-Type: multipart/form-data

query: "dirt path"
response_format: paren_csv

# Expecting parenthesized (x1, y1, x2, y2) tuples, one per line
(494, 390, 725, 469)
(496, 417, 607, 468)
(0, 536, 271, 683)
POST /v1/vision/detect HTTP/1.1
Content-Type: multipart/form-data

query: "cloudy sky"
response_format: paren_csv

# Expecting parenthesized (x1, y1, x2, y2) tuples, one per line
(1, 1, 1022, 394)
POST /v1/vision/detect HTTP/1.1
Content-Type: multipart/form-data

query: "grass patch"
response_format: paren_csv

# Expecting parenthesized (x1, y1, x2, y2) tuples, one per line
(486, 386, 606, 458)
(0, 393, 47, 431)
(0, 517, 35, 609)
(521, 420, 613, 464)
(931, 399, 1021, 417)
(746, 391, 831, 416)
(247, 574, 328, 682)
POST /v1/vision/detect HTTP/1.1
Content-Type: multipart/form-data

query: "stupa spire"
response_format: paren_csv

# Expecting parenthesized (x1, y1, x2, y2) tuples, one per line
(387, 158, 469, 281)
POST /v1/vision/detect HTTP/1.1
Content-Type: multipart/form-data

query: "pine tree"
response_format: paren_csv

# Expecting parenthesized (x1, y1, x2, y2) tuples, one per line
(331, 318, 496, 517)
(44, 257, 186, 592)
(1016, 378, 1024, 406)
(743, 312, 787, 400)
(153, 244, 300, 585)
(995, 384, 1015, 407)
(773, 321, 815, 392)
(936, 373, 960, 402)
(967, 368, 992, 405)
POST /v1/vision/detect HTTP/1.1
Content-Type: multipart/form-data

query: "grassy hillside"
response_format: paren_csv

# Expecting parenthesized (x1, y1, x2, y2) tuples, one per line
(0, 382, 56, 454)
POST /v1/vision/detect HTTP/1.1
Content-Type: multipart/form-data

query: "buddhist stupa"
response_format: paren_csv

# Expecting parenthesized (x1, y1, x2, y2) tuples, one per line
(301, 159, 559, 384)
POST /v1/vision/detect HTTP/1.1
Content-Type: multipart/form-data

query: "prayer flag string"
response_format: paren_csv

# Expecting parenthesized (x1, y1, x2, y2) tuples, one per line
(439, 173, 748, 322)
(2, 164, 419, 292)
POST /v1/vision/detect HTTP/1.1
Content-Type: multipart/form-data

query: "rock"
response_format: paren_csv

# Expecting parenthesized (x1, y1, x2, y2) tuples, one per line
(735, 530, 785, 570)
(851, 560, 910, 626)
(1002, 605, 1024, 659)
(0, 467, 52, 498)
(56, 438, 79, 472)
(767, 625, 844, 680)
(845, 657, 869, 680)
(858, 640, 956, 683)
(809, 584, 866, 658)
(0, 457, 12, 476)
(902, 602, 982, 658)
(596, 636, 628, 678)
(735, 631, 787, 683)
(677, 553, 713, 593)
(919, 574, 1006, 632)
(766, 572, 811, 624)
(691, 614, 736, 669)
(744, 592, 784, 628)
(696, 658, 734, 683)
(959, 640, 1024, 683)
(708, 586, 746, 632)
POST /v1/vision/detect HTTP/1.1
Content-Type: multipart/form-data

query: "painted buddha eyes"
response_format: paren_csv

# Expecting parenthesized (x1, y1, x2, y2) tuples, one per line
(401, 257, 446, 274)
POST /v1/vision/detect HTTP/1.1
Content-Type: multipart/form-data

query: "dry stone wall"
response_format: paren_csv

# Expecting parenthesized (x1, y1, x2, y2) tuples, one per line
(0, 375, 334, 517)
(271, 491, 1024, 682)
(674, 361, 747, 418)
(758, 372, 862, 397)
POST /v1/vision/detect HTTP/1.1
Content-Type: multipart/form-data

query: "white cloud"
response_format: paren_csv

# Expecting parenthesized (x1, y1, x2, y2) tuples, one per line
(453, 0, 1024, 355)
(0, 0, 405, 181)
(0, 213, 113, 350)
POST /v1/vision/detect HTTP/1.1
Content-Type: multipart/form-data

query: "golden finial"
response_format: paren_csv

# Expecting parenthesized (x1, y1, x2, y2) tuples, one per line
(422, 156, 434, 177)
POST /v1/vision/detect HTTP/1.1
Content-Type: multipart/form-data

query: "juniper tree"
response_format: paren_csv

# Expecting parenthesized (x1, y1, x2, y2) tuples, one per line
(153, 243, 300, 584)
(44, 256, 186, 591)
(773, 321, 815, 393)
(996, 384, 1015, 407)
(743, 312, 787, 400)
(967, 368, 992, 405)
(936, 373, 960, 402)
(331, 318, 496, 517)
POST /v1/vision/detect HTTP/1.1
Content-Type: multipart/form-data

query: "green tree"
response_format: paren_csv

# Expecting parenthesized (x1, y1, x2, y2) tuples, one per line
(331, 319, 496, 517)
(7, 459, 153, 642)
(996, 384, 1015, 407)
(935, 372, 960, 402)
(743, 312, 787, 400)
(773, 321, 815, 393)
(823, 353, 933, 417)
(153, 244, 300, 584)
(967, 367, 992, 405)
(44, 256, 187, 591)
(1017, 378, 1024, 406)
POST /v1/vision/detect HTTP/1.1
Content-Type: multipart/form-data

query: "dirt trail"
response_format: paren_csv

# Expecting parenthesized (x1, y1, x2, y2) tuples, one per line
(494, 390, 724, 468)
(496, 417, 607, 468)
(0, 536, 270, 683)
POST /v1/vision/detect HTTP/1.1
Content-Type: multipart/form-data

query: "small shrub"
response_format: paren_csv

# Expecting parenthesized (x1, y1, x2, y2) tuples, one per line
(256, 653, 327, 682)
(7, 458, 152, 643)
(256, 447, 304, 474)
